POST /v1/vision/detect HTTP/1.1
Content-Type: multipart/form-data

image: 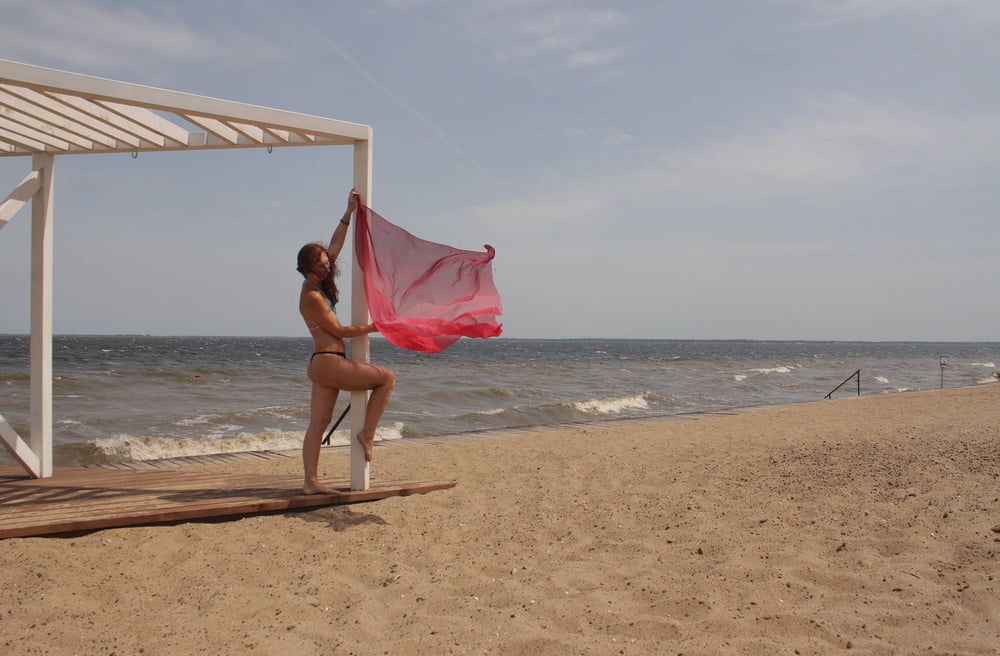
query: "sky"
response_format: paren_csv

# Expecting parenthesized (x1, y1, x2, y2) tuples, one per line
(0, 0, 998, 340)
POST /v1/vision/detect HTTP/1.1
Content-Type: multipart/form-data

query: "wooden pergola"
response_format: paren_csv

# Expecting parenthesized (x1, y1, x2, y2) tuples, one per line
(0, 59, 375, 490)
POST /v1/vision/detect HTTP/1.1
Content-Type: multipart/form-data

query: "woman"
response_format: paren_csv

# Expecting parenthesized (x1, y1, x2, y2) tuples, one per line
(297, 189, 395, 495)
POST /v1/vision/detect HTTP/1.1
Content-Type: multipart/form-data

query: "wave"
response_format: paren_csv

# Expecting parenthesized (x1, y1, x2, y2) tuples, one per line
(971, 362, 996, 368)
(569, 394, 649, 414)
(173, 405, 301, 429)
(750, 366, 793, 374)
(733, 374, 748, 382)
(452, 393, 656, 424)
(425, 386, 524, 402)
(89, 421, 405, 461)
(977, 376, 999, 385)
(468, 407, 505, 416)
(873, 376, 890, 384)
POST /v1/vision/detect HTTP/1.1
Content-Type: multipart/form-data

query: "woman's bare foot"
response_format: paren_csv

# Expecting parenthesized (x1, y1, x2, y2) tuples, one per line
(356, 432, 375, 462)
(302, 480, 342, 495)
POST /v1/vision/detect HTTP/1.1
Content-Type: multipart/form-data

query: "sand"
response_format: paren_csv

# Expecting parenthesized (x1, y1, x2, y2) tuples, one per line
(1, 384, 998, 655)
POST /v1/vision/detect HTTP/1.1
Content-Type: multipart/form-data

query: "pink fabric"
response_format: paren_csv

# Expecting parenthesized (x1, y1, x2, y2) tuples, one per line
(354, 202, 503, 353)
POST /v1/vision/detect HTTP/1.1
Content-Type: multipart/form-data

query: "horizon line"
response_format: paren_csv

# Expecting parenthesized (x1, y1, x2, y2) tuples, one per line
(0, 333, 998, 344)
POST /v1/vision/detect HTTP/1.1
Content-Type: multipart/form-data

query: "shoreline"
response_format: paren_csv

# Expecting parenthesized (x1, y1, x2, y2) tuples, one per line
(81, 380, 999, 470)
(3, 384, 998, 654)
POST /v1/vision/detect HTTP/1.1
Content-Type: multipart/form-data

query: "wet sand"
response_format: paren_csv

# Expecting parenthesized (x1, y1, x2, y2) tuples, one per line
(2, 384, 998, 655)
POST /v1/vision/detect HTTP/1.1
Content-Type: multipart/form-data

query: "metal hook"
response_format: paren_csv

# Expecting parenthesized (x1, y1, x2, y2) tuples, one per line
(267, 145, 273, 154)
(131, 151, 138, 159)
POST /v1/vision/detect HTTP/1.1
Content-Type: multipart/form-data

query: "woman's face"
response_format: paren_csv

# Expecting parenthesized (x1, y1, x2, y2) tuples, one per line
(313, 251, 332, 279)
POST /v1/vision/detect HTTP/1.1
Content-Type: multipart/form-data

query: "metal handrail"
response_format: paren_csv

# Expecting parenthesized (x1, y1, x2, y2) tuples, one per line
(825, 369, 860, 399)
(321, 403, 352, 446)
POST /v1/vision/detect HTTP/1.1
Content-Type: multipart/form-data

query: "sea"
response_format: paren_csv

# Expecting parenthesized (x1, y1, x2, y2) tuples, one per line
(1, 336, 998, 467)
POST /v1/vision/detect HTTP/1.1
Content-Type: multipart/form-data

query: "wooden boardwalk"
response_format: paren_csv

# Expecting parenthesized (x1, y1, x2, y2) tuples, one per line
(0, 407, 756, 539)
(0, 466, 455, 539)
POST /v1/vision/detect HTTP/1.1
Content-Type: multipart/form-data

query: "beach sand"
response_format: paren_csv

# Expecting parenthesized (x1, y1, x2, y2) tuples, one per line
(1, 385, 998, 655)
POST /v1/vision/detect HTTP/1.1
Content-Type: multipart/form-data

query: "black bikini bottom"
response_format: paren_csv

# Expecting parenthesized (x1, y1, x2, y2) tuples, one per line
(310, 351, 347, 362)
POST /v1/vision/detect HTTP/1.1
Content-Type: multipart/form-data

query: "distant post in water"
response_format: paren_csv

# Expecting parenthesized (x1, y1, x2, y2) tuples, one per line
(939, 356, 947, 389)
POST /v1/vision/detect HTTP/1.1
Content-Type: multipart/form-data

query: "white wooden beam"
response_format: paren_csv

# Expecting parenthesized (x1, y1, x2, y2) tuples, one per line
(225, 120, 265, 144)
(0, 84, 139, 148)
(0, 139, 26, 154)
(0, 170, 40, 228)
(0, 126, 47, 152)
(261, 126, 290, 142)
(0, 413, 40, 477)
(182, 114, 238, 145)
(31, 153, 54, 478)
(0, 88, 116, 147)
(0, 120, 71, 151)
(48, 92, 167, 147)
(97, 100, 189, 146)
(0, 137, 356, 157)
(350, 137, 373, 491)
(0, 106, 93, 149)
(0, 59, 372, 142)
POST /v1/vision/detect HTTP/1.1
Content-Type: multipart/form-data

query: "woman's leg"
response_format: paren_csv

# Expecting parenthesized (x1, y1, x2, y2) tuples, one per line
(310, 357, 395, 462)
(357, 367, 395, 461)
(303, 380, 340, 494)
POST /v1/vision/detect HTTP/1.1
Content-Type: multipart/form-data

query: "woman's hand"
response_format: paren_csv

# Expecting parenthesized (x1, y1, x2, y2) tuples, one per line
(366, 322, 379, 334)
(347, 188, 360, 214)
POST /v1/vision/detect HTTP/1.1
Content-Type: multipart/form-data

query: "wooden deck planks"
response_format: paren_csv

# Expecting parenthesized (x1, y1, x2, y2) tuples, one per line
(0, 466, 455, 539)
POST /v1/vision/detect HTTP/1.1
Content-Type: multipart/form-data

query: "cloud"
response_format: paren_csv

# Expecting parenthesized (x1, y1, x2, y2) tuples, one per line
(782, 0, 1000, 24)
(453, 96, 1000, 230)
(563, 47, 626, 69)
(488, 7, 630, 73)
(292, 19, 494, 179)
(378, 2, 630, 77)
(0, 0, 285, 75)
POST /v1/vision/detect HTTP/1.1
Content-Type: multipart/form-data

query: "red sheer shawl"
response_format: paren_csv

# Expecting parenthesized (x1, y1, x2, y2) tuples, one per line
(354, 203, 503, 353)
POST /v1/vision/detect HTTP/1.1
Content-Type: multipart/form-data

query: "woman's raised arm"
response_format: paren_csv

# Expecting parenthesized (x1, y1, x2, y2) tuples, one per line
(328, 189, 359, 261)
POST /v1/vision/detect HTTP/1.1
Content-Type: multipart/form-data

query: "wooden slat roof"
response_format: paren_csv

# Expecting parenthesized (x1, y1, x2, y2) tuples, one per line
(0, 59, 371, 157)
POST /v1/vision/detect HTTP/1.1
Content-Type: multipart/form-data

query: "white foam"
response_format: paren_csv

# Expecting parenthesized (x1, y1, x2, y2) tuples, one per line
(208, 424, 244, 435)
(971, 362, 996, 368)
(750, 366, 793, 374)
(175, 414, 217, 427)
(92, 431, 306, 461)
(977, 376, 999, 385)
(477, 408, 505, 415)
(873, 376, 890, 384)
(571, 394, 649, 414)
(879, 387, 910, 395)
(733, 374, 748, 382)
(90, 421, 406, 461)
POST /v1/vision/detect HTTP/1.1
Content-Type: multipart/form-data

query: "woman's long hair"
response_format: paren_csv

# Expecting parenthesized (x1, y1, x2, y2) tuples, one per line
(296, 243, 339, 306)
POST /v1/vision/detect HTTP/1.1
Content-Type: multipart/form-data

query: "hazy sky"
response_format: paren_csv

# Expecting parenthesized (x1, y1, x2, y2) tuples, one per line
(1, 0, 998, 340)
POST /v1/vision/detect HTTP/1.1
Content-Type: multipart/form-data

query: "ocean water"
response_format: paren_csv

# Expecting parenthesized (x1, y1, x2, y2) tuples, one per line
(1, 336, 997, 466)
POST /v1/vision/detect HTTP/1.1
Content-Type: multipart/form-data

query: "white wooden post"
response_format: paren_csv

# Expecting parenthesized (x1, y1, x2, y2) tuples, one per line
(349, 137, 372, 490)
(30, 153, 54, 478)
(0, 167, 43, 477)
